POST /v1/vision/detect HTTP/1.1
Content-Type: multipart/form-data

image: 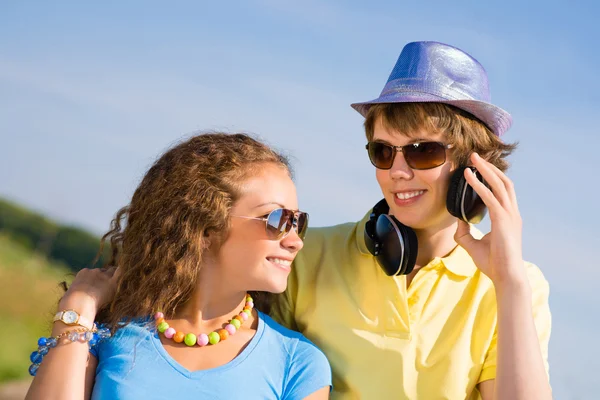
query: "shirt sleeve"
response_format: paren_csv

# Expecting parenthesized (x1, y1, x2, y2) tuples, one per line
(283, 335, 332, 400)
(270, 246, 307, 331)
(270, 287, 298, 332)
(270, 226, 325, 331)
(89, 340, 100, 358)
(478, 262, 552, 384)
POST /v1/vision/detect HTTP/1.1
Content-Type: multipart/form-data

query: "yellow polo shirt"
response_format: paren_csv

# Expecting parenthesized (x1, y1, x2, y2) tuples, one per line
(271, 211, 551, 399)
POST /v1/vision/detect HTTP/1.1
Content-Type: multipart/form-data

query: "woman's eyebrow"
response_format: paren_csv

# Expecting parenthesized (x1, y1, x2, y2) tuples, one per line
(252, 202, 285, 209)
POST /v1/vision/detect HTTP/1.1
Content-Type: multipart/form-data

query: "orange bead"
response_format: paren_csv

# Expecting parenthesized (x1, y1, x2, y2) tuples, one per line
(156, 317, 165, 325)
(173, 331, 185, 343)
(218, 329, 229, 341)
(243, 306, 251, 311)
(233, 315, 244, 323)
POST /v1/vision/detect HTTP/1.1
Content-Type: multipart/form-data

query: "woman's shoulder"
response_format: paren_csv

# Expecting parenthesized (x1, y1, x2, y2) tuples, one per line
(260, 311, 308, 341)
(104, 316, 153, 334)
(259, 312, 332, 396)
(92, 317, 154, 353)
(259, 312, 329, 361)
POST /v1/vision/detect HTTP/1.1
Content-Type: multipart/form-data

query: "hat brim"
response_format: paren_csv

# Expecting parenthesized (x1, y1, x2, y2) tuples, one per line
(351, 92, 512, 136)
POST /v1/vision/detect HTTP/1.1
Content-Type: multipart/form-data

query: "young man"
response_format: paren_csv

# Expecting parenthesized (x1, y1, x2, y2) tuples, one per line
(272, 41, 551, 399)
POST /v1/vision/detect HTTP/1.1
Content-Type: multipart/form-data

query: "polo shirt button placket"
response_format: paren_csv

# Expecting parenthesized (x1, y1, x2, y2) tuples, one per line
(408, 295, 420, 324)
(408, 295, 419, 307)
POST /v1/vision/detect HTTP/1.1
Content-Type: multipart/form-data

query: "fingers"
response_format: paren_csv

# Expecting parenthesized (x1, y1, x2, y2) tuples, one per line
(112, 266, 122, 281)
(463, 166, 503, 214)
(100, 266, 118, 277)
(480, 158, 519, 210)
(454, 219, 477, 250)
(469, 153, 512, 210)
(77, 266, 120, 283)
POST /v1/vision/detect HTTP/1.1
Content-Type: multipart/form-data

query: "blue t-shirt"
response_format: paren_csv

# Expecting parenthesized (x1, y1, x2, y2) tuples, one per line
(90, 311, 331, 399)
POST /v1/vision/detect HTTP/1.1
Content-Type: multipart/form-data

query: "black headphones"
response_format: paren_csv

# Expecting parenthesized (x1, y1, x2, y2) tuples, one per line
(364, 166, 487, 276)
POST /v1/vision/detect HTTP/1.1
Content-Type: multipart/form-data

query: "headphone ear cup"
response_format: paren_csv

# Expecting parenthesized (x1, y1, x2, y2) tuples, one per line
(364, 198, 390, 257)
(363, 199, 418, 276)
(392, 217, 418, 275)
(364, 216, 379, 256)
(446, 166, 488, 224)
(446, 166, 468, 220)
(375, 215, 418, 276)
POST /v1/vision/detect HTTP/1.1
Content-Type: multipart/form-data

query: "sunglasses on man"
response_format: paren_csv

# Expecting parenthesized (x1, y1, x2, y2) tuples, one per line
(366, 141, 454, 170)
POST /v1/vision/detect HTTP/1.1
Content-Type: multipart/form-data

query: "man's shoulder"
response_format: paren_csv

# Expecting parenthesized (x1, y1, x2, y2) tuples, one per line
(305, 221, 359, 242)
(298, 220, 362, 260)
(523, 261, 550, 292)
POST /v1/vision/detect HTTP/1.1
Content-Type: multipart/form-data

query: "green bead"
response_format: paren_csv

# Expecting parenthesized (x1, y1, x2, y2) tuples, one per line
(157, 321, 169, 333)
(208, 331, 220, 345)
(243, 309, 252, 316)
(230, 319, 241, 329)
(184, 333, 197, 346)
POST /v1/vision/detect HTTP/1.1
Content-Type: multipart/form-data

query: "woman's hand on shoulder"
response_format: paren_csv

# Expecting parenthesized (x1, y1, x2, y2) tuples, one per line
(59, 266, 121, 315)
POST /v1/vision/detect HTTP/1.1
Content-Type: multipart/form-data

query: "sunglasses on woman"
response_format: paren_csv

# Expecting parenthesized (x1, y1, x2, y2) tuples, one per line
(232, 208, 309, 241)
(366, 141, 454, 170)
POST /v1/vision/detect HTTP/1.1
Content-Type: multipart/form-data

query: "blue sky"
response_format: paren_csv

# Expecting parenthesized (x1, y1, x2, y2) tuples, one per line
(1, 1, 598, 396)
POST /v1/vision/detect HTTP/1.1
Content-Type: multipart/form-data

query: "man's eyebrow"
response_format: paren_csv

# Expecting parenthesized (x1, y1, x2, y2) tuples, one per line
(372, 137, 430, 145)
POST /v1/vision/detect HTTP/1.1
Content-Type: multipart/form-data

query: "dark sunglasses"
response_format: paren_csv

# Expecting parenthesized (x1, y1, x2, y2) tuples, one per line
(232, 208, 309, 241)
(366, 141, 454, 170)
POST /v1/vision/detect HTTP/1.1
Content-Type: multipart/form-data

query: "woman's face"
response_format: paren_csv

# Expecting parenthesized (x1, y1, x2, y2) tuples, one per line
(373, 116, 457, 232)
(215, 163, 304, 294)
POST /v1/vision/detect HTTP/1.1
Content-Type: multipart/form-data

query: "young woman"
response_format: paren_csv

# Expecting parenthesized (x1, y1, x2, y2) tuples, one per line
(271, 41, 551, 399)
(26, 133, 331, 400)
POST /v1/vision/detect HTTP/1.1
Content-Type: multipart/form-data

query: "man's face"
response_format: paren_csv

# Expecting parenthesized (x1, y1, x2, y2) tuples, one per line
(372, 116, 457, 232)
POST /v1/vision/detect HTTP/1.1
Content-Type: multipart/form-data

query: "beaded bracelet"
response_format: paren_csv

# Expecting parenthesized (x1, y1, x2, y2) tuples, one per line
(28, 326, 111, 376)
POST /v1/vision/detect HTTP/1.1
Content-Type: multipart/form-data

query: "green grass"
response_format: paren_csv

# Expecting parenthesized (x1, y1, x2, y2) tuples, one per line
(0, 233, 72, 382)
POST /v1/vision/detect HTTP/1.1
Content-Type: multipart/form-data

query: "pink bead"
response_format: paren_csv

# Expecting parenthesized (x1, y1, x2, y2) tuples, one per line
(154, 312, 164, 320)
(164, 327, 176, 339)
(239, 312, 248, 321)
(225, 324, 236, 335)
(197, 333, 209, 347)
(245, 301, 254, 308)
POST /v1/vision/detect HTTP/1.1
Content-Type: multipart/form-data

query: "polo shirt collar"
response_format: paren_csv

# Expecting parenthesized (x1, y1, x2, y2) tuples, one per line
(354, 206, 482, 277)
(439, 245, 477, 277)
(356, 210, 372, 256)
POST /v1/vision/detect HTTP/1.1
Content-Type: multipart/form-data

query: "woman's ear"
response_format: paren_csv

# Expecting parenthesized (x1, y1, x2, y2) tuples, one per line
(198, 235, 217, 267)
(201, 227, 226, 256)
(201, 229, 213, 250)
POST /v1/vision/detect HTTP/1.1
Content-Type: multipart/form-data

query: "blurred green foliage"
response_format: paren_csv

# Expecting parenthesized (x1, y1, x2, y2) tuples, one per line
(0, 197, 113, 383)
(0, 233, 72, 382)
(0, 198, 109, 271)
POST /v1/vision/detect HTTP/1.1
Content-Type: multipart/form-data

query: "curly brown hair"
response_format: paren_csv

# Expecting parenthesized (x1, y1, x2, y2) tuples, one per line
(94, 132, 291, 329)
(364, 103, 517, 171)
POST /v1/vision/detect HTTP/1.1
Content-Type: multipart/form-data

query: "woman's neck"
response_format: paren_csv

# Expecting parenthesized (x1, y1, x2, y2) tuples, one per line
(172, 263, 251, 330)
(177, 289, 248, 321)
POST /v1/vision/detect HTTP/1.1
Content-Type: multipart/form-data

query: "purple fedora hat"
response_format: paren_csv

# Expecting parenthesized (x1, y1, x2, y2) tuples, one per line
(351, 41, 512, 136)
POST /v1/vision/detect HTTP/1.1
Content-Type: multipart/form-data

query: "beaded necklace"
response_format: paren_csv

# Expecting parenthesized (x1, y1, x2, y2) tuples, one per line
(155, 294, 254, 347)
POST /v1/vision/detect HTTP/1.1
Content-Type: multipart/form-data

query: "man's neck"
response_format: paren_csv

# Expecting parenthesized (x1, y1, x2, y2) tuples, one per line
(413, 219, 459, 271)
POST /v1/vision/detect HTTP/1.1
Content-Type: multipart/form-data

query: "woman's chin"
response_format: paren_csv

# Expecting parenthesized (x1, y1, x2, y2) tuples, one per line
(251, 279, 289, 295)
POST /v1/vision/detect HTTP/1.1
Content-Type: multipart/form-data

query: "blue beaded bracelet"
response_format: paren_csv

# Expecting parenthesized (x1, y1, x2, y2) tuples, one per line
(28, 327, 111, 376)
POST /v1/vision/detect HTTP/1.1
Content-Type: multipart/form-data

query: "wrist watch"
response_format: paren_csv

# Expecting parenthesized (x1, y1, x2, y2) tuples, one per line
(53, 309, 95, 331)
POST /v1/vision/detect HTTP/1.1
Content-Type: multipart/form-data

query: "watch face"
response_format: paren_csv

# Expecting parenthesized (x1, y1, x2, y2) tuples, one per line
(63, 310, 79, 324)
